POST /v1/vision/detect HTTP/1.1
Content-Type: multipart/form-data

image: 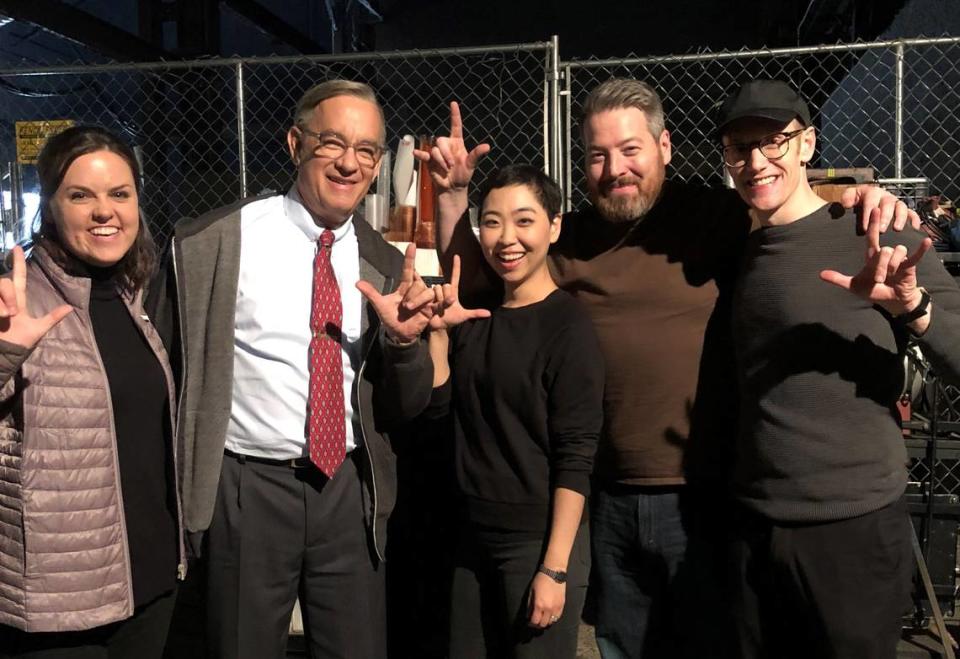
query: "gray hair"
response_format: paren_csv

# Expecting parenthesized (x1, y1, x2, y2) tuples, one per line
(293, 79, 386, 142)
(581, 78, 666, 139)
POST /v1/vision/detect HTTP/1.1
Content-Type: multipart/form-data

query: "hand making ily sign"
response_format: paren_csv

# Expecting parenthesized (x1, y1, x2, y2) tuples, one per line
(0, 246, 74, 349)
(356, 243, 489, 343)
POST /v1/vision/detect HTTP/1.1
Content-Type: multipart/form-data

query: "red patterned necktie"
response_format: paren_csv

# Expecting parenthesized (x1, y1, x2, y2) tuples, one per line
(308, 229, 346, 477)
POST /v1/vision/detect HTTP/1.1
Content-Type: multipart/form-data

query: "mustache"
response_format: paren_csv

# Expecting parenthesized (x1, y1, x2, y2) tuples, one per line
(602, 175, 642, 191)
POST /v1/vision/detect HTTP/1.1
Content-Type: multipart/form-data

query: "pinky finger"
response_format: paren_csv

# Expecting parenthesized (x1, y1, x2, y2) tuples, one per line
(37, 304, 74, 336)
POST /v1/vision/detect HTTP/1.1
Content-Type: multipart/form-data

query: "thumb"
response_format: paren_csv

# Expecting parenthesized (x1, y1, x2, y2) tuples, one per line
(37, 305, 74, 336)
(464, 307, 491, 320)
(355, 280, 383, 304)
(819, 270, 853, 290)
(839, 185, 859, 210)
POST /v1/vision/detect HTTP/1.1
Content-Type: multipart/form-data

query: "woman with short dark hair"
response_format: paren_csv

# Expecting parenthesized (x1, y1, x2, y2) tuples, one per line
(428, 164, 603, 658)
(0, 125, 182, 659)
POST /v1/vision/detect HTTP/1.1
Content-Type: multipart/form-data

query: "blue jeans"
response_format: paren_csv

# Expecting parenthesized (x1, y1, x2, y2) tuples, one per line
(590, 487, 732, 659)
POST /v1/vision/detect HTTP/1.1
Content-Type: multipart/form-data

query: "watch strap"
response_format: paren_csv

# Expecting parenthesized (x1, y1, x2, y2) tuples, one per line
(537, 564, 567, 584)
(893, 288, 930, 328)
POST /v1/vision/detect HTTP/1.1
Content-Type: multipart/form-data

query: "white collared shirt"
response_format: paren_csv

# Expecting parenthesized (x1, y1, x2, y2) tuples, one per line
(224, 187, 363, 459)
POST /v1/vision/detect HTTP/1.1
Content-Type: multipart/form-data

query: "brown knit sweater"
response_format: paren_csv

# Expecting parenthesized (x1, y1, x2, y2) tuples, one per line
(550, 180, 749, 486)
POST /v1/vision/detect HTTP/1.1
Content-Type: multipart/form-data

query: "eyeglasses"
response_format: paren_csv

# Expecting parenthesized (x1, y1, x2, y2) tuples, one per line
(721, 128, 807, 167)
(296, 125, 385, 168)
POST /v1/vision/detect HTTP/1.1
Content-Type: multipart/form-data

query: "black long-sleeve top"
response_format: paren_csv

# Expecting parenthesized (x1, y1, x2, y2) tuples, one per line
(89, 271, 178, 607)
(431, 289, 604, 532)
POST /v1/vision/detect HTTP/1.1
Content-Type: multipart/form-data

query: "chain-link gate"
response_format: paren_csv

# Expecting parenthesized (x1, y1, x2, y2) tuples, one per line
(561, 36, 960, 212)
(0, 41, 555, 247)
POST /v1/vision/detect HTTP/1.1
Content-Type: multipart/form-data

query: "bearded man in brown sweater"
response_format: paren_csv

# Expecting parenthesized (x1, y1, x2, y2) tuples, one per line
(427, 78, 913, 659)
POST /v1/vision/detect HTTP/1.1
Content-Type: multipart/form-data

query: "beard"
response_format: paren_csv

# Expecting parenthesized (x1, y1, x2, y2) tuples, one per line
(590, 172, 665, 224)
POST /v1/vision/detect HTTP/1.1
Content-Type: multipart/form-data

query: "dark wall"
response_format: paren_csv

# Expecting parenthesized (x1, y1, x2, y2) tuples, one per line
(374, 0, 907, 59)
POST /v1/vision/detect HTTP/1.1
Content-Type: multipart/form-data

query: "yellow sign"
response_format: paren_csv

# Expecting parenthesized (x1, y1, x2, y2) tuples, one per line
(15, 120, 75, 164)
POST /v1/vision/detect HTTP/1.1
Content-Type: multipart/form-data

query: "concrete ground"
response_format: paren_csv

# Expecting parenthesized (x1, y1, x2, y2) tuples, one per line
(577, 623, 600, 659)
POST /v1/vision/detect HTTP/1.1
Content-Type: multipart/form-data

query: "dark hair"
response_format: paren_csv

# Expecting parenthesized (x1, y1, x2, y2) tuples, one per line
(33, 125, 157, 295)
(478, 164, 563, 219)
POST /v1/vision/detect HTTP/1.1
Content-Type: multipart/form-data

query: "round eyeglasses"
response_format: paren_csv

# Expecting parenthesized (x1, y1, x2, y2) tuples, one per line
(721, 128, 807, 168)
(297, 125, 385, 169)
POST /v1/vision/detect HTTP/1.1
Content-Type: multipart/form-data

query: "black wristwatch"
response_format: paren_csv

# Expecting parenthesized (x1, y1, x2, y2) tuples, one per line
(537, 564, 567, 584)
(893, 288, 931, 332)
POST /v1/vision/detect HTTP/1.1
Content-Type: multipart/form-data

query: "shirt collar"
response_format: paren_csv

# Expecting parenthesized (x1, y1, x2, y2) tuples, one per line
(284, 185, 354, 244)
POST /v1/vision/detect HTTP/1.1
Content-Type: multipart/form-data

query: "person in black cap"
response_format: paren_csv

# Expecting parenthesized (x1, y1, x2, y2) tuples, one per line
(718, 78, 960, 659)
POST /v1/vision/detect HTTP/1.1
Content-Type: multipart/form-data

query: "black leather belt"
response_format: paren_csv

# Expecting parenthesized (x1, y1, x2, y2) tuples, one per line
(224, 448, 313, 469)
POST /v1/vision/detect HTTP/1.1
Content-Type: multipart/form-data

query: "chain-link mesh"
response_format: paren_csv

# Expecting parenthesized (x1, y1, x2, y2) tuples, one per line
(0, 44, 549, 247)
(908, 375, 960, 496)
(0, 65, 240, 247)
(562, 37, 960, 211)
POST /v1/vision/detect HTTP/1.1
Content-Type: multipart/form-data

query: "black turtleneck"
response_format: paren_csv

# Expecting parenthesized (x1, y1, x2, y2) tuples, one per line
(87, 267, 178, 607)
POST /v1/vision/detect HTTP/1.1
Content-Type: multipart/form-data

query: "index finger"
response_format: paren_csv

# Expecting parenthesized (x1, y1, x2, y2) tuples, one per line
(450, 254, 461, 290)
(12, 245, 26, 310)
(400, 243, 417, 286)
(449, 101, 463, 139)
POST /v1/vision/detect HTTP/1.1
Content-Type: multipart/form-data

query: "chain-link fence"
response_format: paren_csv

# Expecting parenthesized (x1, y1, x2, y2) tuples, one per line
(0, 42, 555, 246)
(561, 36, 960, 211)
(3, 35, 960, 245)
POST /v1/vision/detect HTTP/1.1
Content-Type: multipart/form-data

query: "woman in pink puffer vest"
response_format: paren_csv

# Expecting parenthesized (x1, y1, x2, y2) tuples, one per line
(0, 126, 183, 659)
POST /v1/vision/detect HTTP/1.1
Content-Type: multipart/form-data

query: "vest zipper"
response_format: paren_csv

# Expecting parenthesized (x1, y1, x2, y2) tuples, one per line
(170, 242, 189, 579)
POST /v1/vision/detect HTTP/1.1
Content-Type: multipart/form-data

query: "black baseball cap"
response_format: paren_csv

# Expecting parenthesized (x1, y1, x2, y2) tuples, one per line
(715, 79, 811, 138)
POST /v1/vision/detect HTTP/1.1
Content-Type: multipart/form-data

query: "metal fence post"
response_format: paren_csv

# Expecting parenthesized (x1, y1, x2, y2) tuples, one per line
(542, 50, 551, 177)
(10, 162, 21, 243)
(236, 61, 248, 199)
(563, 64, 573, 211)
(894, 40, 904, 181)
(549, 35, 562, 187)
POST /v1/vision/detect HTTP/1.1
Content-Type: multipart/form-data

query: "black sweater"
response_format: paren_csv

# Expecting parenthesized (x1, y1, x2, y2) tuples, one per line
(89, 273, 178, 606)
(733, 203, 960, 522)
(432, 289, 604, 532)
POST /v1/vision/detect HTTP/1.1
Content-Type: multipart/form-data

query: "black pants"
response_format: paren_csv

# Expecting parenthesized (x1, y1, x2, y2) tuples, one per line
(449, 521, 590, 659)
(732, 499, 913, 659)
(205, 451, 385, 659)
(0, 589, 177, 659)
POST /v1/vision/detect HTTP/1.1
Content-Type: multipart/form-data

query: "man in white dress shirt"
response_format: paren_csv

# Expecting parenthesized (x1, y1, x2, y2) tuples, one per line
(150, 80, 434, 659)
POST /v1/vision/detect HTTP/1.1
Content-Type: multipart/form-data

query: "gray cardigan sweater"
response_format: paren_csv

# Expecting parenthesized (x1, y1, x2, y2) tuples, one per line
(148, 194, 433, 562)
